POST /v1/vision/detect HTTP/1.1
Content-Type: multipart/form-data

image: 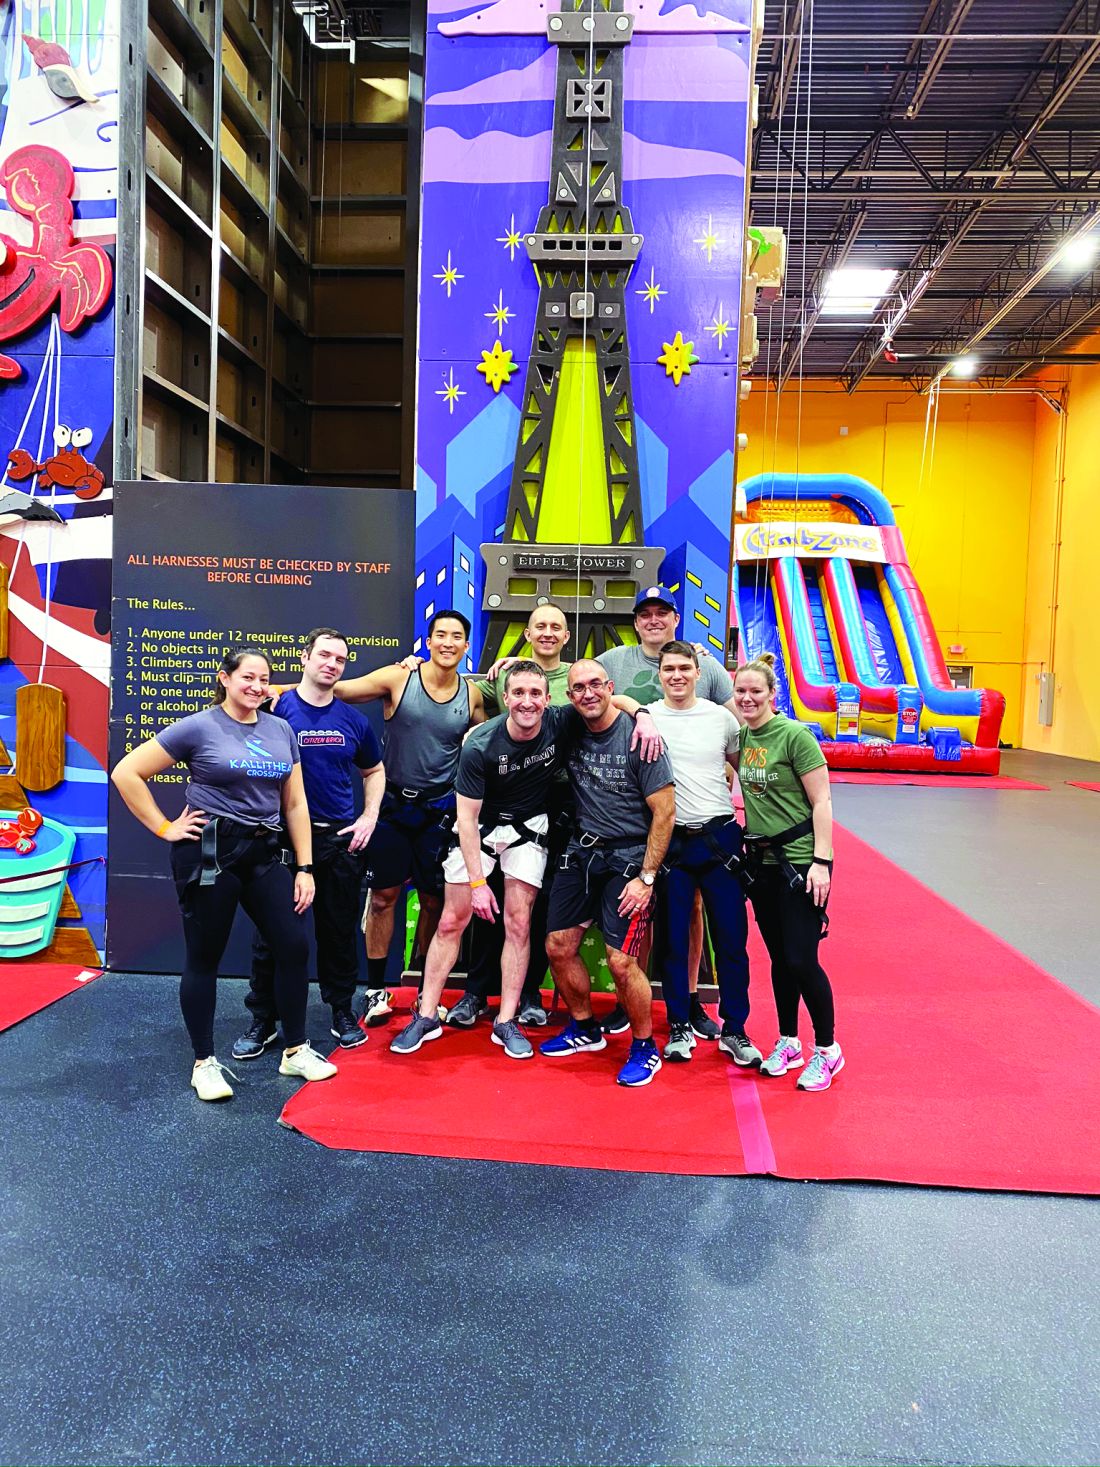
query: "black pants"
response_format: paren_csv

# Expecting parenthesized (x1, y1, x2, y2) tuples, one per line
(747, 863, 835, 1047)
(248, 825, 365, 1024)
(171, 833, 310, 1060)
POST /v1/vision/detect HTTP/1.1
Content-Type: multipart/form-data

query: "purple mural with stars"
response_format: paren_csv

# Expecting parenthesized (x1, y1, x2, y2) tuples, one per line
(414, 0, 751, 662)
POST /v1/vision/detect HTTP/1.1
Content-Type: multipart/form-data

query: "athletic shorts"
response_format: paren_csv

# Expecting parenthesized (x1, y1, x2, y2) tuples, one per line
(442, 814, 549, 889)
(545, 841, 651, 957)
(361, 793, 453, 898)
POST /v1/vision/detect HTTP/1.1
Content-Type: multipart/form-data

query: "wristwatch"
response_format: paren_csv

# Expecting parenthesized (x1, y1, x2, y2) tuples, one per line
(640, 870, 656, 887)
(295, 864, 314, 874)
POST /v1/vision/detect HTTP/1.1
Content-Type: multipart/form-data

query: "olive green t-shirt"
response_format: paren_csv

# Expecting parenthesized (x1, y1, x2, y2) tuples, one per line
(476, 661, 572, 716)
(738, 713, 826, 864)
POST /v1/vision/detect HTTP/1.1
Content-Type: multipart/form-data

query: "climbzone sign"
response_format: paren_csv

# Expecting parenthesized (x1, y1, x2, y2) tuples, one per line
(734, 521, 888, 562)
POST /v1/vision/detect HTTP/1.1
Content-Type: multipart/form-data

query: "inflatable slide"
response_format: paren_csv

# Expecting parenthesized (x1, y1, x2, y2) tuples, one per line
(733, 473, 1005, 773)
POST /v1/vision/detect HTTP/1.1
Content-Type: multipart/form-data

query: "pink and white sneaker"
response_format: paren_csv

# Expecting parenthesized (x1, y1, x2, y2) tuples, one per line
(760, 1036, 803, 1076)
(796, 1043, 845, 1091)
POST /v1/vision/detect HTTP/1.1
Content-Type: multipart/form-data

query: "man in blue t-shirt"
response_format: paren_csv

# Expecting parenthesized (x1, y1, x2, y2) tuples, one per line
(232, 628, 385, 1058)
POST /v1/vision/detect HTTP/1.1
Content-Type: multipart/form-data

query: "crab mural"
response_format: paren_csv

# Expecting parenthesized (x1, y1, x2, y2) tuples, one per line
(8, 424, 105, 499)
(0, 807, 44, 854)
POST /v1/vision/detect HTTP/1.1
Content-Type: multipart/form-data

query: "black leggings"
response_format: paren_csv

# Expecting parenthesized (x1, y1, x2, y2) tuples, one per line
(748, 864, 835, 1047)
(171, 836, 310, 1059)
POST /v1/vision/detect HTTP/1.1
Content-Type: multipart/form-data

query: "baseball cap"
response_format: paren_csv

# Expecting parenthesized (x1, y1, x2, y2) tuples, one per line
(633, 584, 678, 614)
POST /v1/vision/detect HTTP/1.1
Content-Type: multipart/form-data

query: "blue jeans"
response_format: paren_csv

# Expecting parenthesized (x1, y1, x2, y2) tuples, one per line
(658, 818, 750, 1029)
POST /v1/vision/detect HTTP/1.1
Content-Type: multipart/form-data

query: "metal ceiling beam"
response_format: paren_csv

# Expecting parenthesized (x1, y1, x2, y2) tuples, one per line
(896, 0, 977, 120)
(768, 0, 805, 122)
(774, 207, 866, 389)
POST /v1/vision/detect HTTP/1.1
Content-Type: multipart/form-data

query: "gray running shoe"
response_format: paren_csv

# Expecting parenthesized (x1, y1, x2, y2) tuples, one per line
(664, 1022, 697, 1063)
(492, 1018, 534, 1060)
(517, 999, 548, 1027)
(719, 1029, 763, 1067)
(445, 991, 487, 1028)
(390, 1011, 444, 1055)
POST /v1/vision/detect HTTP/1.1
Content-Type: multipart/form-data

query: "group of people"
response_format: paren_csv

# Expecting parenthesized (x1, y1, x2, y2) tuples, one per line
(111, 585, 842, 1104)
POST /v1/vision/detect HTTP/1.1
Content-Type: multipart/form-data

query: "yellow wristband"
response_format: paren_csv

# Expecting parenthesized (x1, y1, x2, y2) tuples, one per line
(156, 818, 171, 838)
(469, 877, 488, 889)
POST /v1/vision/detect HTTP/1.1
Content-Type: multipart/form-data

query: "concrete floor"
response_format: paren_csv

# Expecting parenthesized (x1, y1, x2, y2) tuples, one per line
(0, 748, 1098, 1467)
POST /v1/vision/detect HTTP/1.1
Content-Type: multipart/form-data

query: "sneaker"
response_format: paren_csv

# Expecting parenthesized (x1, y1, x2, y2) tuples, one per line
(760, 1036, 804, 1077)
(390, 1010, 444, 1055)
(797, 1043, 845, 1092)
(330, 1009, 368, 1050)
(445, 991, 488, 1028)
(231, 1020, 278, 1062)
(718, 1029, 763, 1068)
(540, 1019, 607, 1057)
(600, 1003, 630, 1036)
(492, 1018, 534, 1060)
(664, 1022, 696, 1063)
(617, 1038, 662, 1088)
(191, 1056, 236, 1102)
(517, 999, 548, 1027)
(279, 1043, 338, 1082)
(689, 999, 721, 1041)
(360, 988, 392, 1027)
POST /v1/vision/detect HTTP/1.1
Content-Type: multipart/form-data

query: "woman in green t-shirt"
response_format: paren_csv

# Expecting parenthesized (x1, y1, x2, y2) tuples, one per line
(733, 653, 844, 1092)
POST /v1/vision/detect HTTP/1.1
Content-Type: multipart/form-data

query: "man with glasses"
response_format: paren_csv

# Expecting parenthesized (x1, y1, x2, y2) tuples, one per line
(540, 660, 676, 1087)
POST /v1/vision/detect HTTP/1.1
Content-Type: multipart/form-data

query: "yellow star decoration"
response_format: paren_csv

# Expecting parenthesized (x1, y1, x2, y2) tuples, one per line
(705, 303, 732, 347)
(435, 367, 466, 415)
(484, 289, 514, 337)
(497, 212, 524, 262)
(477, 339, 517, 393)
(433, 249, 464, 298)
(693, 213, 724, 264)
(636, 266, 666, 315)
(657, 330, 699, 387)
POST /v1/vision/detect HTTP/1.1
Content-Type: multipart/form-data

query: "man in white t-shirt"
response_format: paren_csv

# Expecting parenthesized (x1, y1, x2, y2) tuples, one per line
(648, 640, 761, 1067)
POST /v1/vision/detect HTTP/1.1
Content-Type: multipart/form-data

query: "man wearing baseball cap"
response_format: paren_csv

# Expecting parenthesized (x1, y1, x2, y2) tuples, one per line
(595, 584, 740, 1040)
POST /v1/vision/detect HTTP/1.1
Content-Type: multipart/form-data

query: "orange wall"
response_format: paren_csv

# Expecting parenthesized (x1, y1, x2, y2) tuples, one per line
(1020, 360, 1100, 761)
(737, 382, 1037, 746)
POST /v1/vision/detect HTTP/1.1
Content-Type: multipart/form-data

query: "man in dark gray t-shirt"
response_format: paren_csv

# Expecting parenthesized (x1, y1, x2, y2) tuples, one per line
(541, 660, 676, 1088)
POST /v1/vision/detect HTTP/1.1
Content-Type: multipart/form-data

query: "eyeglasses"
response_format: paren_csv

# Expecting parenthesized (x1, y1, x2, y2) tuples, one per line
(568, 678, 610, 697)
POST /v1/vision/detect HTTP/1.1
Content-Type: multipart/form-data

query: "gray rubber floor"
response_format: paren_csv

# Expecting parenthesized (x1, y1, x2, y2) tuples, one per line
(1, 749, 1098, 1467)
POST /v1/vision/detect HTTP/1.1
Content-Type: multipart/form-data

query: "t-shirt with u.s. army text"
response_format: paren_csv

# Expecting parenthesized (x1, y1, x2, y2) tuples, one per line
(567, 710, 674, 844)
(455, 704, 577, 827)
(738, 712, 826, 864)
(156, 706, 299, 825)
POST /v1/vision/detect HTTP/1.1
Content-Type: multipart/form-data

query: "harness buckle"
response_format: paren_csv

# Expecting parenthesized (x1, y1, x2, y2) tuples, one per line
(578, 832, 600, 849)
(400, 787, 420, 801)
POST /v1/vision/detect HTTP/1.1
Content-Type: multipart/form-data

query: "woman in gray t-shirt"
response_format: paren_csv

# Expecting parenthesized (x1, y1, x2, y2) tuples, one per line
(112, 647, 337, 1103)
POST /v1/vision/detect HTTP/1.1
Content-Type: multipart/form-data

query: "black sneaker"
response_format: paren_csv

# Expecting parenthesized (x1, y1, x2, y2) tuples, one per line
(690, 999, 721, 1041)
(446, 991, 488, 1028)
(600, 1003, 630, 1036)
(330, 1009, 368, 1050)
(231, 1020, 278, 1062)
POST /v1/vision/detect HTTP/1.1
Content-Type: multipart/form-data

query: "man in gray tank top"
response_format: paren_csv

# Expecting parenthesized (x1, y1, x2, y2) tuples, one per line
(331, 609, 486, 1022)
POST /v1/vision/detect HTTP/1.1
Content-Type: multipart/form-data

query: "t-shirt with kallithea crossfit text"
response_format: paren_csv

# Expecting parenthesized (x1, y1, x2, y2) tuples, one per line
(156, 706, 299, 825)
(737, 713, 826, 864)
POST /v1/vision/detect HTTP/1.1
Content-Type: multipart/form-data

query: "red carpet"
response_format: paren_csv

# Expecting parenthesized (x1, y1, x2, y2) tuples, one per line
(1067, 781, 1100, 793)
(281, 827, 1100, 1195)
(830, 771, 1047, 789)
(0, 962, 102, 1032)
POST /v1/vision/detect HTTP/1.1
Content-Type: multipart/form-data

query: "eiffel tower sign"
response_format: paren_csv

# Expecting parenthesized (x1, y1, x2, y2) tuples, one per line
(479, 0, 664, 665)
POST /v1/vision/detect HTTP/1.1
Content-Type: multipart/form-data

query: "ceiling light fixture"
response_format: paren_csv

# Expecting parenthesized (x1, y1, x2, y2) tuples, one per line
(819, 267, 897, 316)
(1058, 233, 1099, 269)
(950, 355, 979, 378)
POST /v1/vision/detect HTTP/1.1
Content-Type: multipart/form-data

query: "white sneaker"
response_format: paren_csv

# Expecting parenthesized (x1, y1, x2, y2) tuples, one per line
(361, 988, 393, 1027)
(279, 1043, 338, 1082)
(191, 1056, 235, 1102)
(760, 1036, 804, 1076)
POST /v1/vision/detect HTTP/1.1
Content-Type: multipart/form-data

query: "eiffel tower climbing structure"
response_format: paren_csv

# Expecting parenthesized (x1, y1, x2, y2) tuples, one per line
(479, 0, 664, 666)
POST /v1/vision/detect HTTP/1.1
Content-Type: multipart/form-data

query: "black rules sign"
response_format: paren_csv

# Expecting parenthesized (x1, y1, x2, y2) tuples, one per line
(107, 481, 414, 974)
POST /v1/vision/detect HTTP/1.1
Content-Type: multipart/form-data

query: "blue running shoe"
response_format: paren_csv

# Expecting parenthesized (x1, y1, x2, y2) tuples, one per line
(617, 1038, 662, 1088)
(539, 1019, 607, 1057)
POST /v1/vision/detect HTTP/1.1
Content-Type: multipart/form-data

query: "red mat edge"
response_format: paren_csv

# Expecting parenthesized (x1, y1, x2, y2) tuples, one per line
(0, 963, 104, 1034)
(1067, 781, 1100, 793)
(830, 773, 1049, 789)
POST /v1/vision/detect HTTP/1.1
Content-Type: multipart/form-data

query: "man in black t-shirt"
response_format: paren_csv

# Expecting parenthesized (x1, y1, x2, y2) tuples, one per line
(390, 661, 576, 1061)
(540, 659, 676, 1087)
